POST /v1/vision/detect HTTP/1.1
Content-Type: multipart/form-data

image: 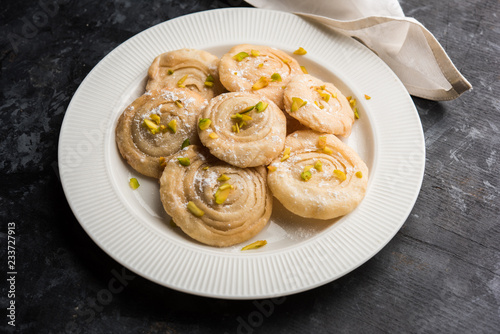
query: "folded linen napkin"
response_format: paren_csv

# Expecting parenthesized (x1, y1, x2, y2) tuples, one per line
(244, 0, 471, 100)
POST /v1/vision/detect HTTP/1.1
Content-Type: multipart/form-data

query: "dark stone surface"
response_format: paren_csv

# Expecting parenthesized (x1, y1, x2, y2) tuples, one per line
(1, 0, 498, 333)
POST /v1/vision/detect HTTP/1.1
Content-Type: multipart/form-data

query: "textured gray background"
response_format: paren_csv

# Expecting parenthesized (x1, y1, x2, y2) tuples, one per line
(0, 0, 499, 333)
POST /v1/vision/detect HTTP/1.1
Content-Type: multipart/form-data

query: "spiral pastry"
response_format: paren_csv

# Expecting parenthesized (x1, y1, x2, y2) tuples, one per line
(283, 75, 354, 137)
(267, 130, 368, 220)
(115, 89, 206, 178)
(160, 145, 272, 247)
(198, 92, 287, 168)
(219, 44, 303, 109)
(146, 49, 225, 101)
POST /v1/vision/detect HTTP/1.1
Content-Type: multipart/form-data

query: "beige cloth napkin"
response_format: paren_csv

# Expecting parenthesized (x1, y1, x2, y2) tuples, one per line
(244, 0, 472, 101)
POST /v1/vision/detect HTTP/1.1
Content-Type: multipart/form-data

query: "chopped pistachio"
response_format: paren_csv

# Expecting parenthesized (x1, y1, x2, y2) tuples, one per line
(320, 85, 326, 90)
(255, 101, 268, 112)
(175, 100, 183, 108)
(241, 240, 267, 251)
(301, 170, 312, 181)
(282, 58, 290, 64)
(354, 107, 360, 119)
(143, 118, 159, 134)
(314, 100, 324, 109)
(181, 138, 190, 149)
(233, 52, 249, 61)
(159, 125, 167, 132)
(209, 132, 219, 139)
(301, 165, 314, 181)
(167, 69, 174, 75)
(129, 178, 140, 190)
(355, 171, 363, 178)
(267, 165, 277, 172)
(232, 123, 240, 133)
(349, 98, 357, 108)
(281, 147, 291, 161)
(204, 74, 215, 88)
(218, 183, 233, 191)
(177, 157, 190, 166)
(198, 118, 211, 130)
(238, 121, 247, 128)
(251, 49, 260, 57)
(241, 114, 252, 122)
(252, 76, 269, 90)
(346, 95, 352, 101)
(320, 92, 330, 102)
(258, 63, 264, 68)
(314, 160, 323, 171)
(317, 136, 327, 148)
(231, 113, 243, 120)
(168, 119, 177, 133)
(217, 174, 231, 181)
(241, 105, 255, 114)
(322, 147, 333, 154)
(364, 94, 371, 100)
(187, 201, 204, 217)
(300, 65, 308, 74)
(333, 169, 346, 181)
(202, 166, 209, 170)
(215, 183, 233, 204)
(177, 75, 188, 88)
(159, 157, 167, 168)
(271, 73, 282, 82)
(332, 92, 337, 98)
(150, 114, 161, 124)
(291, 97, 307, 112)
(293, 47, 307, 55)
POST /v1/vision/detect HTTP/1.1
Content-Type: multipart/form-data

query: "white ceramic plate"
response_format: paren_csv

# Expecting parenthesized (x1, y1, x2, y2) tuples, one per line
(58, 8, 425, 299)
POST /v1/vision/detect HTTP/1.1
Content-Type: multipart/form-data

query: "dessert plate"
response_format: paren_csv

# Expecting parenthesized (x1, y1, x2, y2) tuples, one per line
(58, 8, 425, 299)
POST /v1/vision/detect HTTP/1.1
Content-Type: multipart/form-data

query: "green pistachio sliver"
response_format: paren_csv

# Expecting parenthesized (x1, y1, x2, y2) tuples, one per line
(187, 201, 204, 217)
(175, 100, 183, 108)
(177, 157, 190, 166)
(300, 65, 308, 74)
(241, 240, 267, 251)
(167, 69, 174, 75)
(143, 118, 159, 134)
(149, 114, 161, 124)
(217, 174, 231, 181)
(129, 178, 140, 190)
(334, 169, 346, 181)
(168, 119, 177, 133)
(271, 73, 282, 82)
(255, 101, 268, 112)
(291, 97, 307, 112)
(214, 183, 234, 204)
(177, 75, 188, 88)
(314, 160, 323, 171)
(181, 138, 190, 149)
(233, 52, 249, 61)
(354, 107, 360, 119)
(240, 105, 255, 114)
(204, 74, 215, 87)
(252, 76, 269, 90)
(198, 118, 211, 130)
(293, 47, 307, 55)
(250, 49, 260, 57)
(231, 113, 243, 120)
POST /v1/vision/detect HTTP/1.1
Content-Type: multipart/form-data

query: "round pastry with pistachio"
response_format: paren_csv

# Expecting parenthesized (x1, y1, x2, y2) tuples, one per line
(219, 44, 303, 109)
(197, 92, 287, 168)
(160, 145, 272, 247)
(283, 74, 354, 137)
(115, 88, 206, 178)
(267, 130, 368, 220)
(146, 48, 225, 101)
